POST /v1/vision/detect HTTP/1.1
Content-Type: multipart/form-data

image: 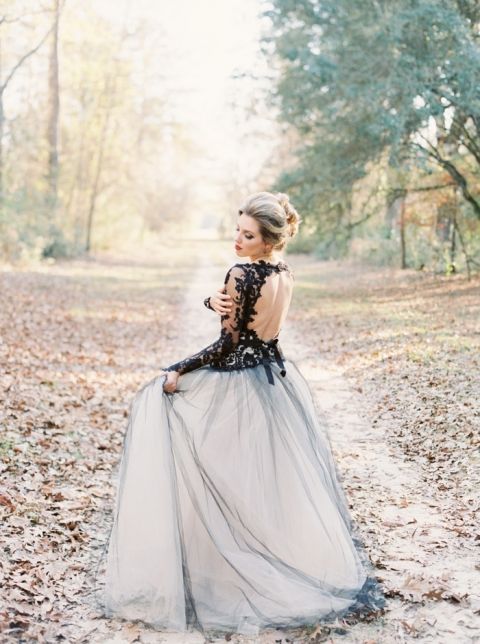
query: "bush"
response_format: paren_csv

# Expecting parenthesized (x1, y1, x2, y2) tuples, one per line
(348, 237, 401, 267)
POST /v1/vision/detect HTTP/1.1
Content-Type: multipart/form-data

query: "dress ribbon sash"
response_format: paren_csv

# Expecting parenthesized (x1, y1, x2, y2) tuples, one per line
(261, 338, 287, 385)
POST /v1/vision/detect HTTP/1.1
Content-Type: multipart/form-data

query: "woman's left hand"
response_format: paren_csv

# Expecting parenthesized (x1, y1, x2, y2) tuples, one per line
(161, 370, 180, 393)
(209, 288, 233, 315)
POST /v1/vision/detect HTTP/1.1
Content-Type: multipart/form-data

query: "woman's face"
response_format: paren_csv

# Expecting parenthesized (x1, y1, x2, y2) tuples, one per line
(234, 214, 271, 260)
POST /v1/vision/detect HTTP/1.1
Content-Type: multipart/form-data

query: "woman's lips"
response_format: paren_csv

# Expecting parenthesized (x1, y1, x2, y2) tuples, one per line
(235, 244, 242, 251)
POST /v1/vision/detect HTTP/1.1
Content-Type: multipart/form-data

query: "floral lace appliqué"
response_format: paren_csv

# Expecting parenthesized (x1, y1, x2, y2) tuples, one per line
(165, 260, 293, 385)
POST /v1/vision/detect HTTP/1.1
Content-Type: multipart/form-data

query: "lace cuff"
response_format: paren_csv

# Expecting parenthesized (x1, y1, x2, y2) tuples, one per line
(203, 296, 214, 311)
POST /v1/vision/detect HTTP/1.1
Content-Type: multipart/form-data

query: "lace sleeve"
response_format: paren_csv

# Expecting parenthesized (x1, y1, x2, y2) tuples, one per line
(165, 265, 247, 376)
(203, 296, 214, 311)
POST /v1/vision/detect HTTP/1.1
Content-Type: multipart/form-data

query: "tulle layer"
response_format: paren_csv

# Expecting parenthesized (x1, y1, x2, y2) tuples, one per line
(100, 360, 384, 636)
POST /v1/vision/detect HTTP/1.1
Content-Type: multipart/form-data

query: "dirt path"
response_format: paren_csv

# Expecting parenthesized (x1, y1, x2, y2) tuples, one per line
(1, 245, 478, 643)
(167, 253, 480, 642)
(281, 257, 479, 644)
(282, 325, 479, 643)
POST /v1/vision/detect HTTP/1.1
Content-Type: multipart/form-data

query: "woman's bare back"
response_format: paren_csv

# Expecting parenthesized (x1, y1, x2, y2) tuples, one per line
(165, 259, 294, 383)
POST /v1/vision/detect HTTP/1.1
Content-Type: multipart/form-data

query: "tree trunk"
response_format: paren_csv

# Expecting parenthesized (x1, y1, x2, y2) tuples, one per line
(449, 219, 457, 273)
(46, 0, 60, 208)
(399, 197, 407, 269)
(0, 36, 3, 206)
(0, 12, 55, 208)
(0, 93, 3, 209)
(385, 189, 406, 239)
(85, 77, 113, 253)
(385, 177, 408, 268)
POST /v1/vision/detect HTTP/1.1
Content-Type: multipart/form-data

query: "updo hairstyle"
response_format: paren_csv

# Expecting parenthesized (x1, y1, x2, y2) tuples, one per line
(238, 191, 301, 251)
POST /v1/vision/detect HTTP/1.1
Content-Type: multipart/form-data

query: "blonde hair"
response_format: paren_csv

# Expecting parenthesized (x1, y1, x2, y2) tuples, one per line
(238, 191, 301, 251)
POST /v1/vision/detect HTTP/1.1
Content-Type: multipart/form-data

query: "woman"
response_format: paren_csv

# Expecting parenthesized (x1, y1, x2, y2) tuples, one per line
(100, 192, 385, 636)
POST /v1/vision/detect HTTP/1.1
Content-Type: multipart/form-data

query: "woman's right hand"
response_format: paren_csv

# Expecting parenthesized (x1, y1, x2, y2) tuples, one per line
(209, 288, 233, 315)
(159, 370, 179, 393)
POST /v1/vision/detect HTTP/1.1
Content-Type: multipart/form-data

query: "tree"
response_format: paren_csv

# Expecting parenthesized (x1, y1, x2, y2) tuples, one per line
(0, 7, 53, 203)
(46, 0, 62, 207)
(263, 0, 480, 267)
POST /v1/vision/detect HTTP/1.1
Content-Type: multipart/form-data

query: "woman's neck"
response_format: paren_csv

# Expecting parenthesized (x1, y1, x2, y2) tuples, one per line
(249, 252, 277, 264)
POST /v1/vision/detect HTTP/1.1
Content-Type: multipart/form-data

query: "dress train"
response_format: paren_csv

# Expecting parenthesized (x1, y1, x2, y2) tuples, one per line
(97, 358, 385, 636)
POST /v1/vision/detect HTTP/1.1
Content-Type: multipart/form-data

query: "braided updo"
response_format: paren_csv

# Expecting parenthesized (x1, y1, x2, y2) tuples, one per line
(238, 191, 301, 251)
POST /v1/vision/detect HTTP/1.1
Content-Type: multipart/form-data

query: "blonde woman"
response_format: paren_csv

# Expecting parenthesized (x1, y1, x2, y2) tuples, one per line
(100, 192, 384, 637)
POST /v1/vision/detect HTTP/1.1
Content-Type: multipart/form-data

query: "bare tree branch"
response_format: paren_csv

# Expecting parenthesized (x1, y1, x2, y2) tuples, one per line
(414, 136, 480, 219)
(0, 23, 54, 95)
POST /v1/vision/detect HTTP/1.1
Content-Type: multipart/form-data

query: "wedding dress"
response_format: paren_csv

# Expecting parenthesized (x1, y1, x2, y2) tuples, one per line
(99, 259, 385, 636)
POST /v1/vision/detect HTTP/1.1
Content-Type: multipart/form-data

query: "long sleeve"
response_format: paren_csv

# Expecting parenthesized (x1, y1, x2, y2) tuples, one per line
(165, 265, 247, 376)
(203, 296, 214, 311)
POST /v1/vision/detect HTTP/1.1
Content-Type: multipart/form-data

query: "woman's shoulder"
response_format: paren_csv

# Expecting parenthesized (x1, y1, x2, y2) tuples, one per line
(223, 262, 250, 284)
(276, 258, 293, 273)
(224, 259, 294, 280)
(225, 262, 250, 274)
(249, 258, 294, 276)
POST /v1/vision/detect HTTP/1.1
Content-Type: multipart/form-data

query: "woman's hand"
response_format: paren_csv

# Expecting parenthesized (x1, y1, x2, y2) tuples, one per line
(160, 370, 180, 393)
(209, 287, 233, 315)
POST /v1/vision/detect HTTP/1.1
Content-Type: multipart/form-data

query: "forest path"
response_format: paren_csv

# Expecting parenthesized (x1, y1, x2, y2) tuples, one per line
(170, 248, 479, 643)
(1, 242, 477, 644)
(281, 325, 478, 644)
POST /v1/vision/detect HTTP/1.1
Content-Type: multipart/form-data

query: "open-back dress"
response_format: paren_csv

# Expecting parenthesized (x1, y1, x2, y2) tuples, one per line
(100, 259, 384, 636)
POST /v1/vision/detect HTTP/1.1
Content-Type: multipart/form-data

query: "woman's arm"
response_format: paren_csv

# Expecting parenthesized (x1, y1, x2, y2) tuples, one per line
(165, 264, 247, 377)
(204, 289, 233, 315)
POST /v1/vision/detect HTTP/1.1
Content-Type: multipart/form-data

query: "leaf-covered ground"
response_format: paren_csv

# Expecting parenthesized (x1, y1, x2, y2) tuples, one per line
(0, 246, 198, 643)
(284, 256, 480, 642)
(0, 242, 478, 643)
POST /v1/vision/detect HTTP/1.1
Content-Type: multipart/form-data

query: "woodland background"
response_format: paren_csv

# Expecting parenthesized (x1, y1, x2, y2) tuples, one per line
(0, 0, 479, 275)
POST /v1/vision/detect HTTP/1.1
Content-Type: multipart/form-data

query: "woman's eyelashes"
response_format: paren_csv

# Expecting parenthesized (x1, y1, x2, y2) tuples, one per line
(235, 227, 254, 240)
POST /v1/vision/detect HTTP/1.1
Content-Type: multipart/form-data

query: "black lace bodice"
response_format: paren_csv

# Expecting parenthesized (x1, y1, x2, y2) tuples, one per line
(164, 260, 294, 385)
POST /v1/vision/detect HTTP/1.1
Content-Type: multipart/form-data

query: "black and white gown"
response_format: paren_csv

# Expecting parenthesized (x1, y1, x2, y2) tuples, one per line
(99, 259, 384, 636)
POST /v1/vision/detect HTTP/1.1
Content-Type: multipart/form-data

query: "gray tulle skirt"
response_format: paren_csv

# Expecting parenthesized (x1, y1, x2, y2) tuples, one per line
(97, 360, 385, 636)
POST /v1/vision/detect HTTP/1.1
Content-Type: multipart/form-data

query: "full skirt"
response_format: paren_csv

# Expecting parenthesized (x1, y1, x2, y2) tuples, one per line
(99, 360, 384, 636)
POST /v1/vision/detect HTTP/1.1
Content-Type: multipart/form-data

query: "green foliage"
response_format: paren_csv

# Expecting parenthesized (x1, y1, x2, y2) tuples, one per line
(264, 0, 480, 270)
(0, 186, 79, 261)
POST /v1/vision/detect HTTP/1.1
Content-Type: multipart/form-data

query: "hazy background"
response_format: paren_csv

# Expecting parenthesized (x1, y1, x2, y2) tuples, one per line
(0, 0, 479, 275)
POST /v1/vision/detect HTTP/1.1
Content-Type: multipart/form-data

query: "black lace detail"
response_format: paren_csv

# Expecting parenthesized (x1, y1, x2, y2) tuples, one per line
(203, 296, 214, 311)
(241, 260, 291, 327)
(165, 260, 292, 385)
(210, 329, 287, 385)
